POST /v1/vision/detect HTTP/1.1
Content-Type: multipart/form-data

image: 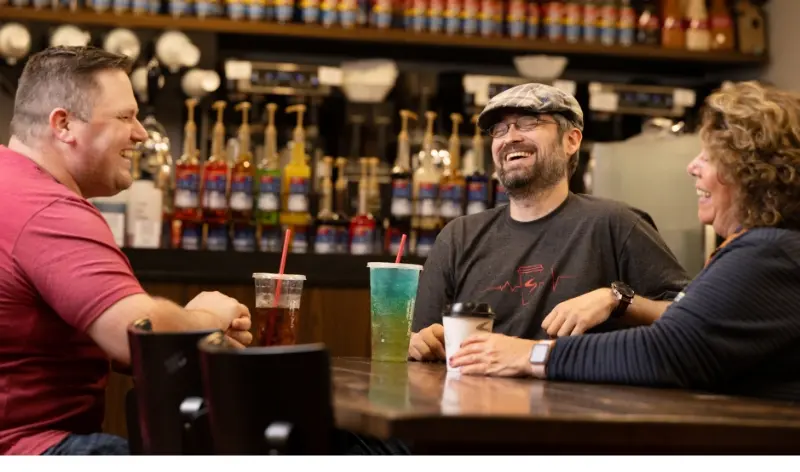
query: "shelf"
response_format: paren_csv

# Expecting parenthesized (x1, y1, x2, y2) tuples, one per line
(0, 7, 768, 68)
(123, 248, 427, 287)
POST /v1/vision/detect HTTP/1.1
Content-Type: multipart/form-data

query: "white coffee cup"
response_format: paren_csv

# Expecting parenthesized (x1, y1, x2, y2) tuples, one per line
(442, 302, 495, 373)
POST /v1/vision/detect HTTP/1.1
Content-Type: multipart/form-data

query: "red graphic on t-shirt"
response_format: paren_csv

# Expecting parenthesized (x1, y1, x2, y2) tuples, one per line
(482, 264, 576, 306)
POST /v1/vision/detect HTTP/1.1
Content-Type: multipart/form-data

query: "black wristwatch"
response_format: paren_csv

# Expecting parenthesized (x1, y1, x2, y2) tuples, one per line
(610, 281, 634, 318)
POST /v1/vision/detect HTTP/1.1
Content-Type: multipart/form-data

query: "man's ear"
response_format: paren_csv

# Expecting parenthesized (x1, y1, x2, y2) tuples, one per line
(564, 128, 582, 157)
(49, 108, 76, 144)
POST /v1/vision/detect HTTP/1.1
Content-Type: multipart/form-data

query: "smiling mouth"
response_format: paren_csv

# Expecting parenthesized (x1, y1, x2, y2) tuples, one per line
(120, 149, 134, 160)
(504, 151, 534, 162)
(696, 189, 711, 198)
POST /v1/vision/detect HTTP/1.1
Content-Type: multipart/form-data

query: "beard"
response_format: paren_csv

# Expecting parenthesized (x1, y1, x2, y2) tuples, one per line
(496, 140, 568, 200)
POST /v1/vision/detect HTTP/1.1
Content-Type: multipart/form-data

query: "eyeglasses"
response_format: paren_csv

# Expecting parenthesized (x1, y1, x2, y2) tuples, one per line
(487, 116, 558, 138)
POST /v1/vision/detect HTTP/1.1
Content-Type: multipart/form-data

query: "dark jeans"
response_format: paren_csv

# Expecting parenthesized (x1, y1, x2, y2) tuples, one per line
(43, 433, 130, 455)
(42, 430, 406, 455)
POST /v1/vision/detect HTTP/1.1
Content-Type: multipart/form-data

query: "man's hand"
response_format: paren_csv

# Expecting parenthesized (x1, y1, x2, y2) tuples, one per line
(408, 323, 446, 361)
(448, 332, 535, 377)
(541, 288, 617, 338)
(186, 291, 252, 346)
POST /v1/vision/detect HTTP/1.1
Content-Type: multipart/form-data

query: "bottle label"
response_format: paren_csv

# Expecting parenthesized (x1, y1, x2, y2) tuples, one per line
(372, 0, 392, 28)
(288, 176, 309, 213)
(175, 168, 199, 209)
(247, 1, 265, 20)
(582, 2, 597, 42)
(336, 227, 349, 253)
(544, 1, 564, 42)
(203, 169, 228, 210)
(618, 5, 635, 45)
(527, 1, 540, 38)
(206, 225, 228, 251)
(232, 225, 255, 252)
(494, 184, 509, 206)
(411, 0, 427, 32)
(462, 0, 479, 35)
(321, 0, 338, 25)
(418, 182, 439, 217)
(181, 224, 201, 251)
(479, 0, 499, 37)
(391, 179, 413, 217)
(439, 183, 464, 219)
(291, 230, 308, 253)
(507, 0, 525, 38)
(258, 174, 281, 212)
(429, 0, 444, 33)
(600, 4, 617, 45)
(259, 226, 282, 252)
(315, 224, 337, 254)
(302, 0, 320, 23)
(351, 225, 374, 255)
(564, 1, 582, 43)
(416, 232, 436, 257)
(227, 1, 245, 19)
(388, 230, 404, 254)
(230, 174, 253, 211)
(711, 15, 733, 30)
(445, 0, 462, 34)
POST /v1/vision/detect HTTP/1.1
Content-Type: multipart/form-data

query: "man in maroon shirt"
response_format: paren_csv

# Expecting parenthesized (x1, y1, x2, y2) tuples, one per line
(0, 46, 253, 455)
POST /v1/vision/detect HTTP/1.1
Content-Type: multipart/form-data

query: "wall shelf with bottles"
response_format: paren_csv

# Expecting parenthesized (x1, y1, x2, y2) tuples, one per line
(0, 7, 767, 68)
(122, 247, 426, 286)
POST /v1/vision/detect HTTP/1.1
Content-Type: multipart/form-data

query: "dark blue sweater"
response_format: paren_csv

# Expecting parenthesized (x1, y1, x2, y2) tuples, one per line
(548, 227, 800, 403)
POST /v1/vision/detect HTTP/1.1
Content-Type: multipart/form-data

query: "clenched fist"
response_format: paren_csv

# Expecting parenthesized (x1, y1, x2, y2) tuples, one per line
(186, 291, 252, 347)
(408, 323, 446, 361)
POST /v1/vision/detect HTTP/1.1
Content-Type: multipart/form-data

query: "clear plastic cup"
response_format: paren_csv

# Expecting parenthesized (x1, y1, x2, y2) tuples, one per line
(252, 273, 306, 347)
(367, 262, 423, 362)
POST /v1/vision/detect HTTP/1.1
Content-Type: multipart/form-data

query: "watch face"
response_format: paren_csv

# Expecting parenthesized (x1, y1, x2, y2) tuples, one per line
(613, 281, 635, 299)
(530, 343, 549, 363)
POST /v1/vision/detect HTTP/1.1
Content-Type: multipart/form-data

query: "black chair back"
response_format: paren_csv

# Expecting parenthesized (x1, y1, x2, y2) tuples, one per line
(127, 318, 220, 454)
(198, 333, 334, 455)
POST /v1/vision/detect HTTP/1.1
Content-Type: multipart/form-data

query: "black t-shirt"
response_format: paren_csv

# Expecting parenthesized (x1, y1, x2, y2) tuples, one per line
(412, 193, 692, 339)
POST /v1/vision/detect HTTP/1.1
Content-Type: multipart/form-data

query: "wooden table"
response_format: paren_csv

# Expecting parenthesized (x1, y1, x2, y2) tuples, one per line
(332, 358, 800, 454)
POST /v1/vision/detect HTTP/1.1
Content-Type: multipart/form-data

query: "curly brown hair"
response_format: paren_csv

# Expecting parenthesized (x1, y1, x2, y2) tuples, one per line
(700, 81, 800, 230)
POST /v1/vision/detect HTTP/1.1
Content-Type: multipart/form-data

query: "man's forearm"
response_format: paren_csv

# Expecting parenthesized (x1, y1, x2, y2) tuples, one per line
(621, 296, 671, 326)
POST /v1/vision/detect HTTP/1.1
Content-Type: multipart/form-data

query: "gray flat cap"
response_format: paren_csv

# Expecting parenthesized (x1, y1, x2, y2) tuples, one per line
(477, 83, 584, 132)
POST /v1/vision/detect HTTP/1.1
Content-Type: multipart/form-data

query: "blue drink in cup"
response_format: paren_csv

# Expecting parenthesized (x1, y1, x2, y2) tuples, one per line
(367, 262, 423, 362)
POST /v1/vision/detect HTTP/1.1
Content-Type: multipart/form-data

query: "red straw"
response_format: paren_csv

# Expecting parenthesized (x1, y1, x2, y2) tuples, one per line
(395, 233, 407, 263)
(274, 228, 292, 307)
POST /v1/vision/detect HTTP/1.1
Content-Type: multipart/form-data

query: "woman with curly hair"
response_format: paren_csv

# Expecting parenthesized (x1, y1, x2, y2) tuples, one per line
(451, 81, 800, 403)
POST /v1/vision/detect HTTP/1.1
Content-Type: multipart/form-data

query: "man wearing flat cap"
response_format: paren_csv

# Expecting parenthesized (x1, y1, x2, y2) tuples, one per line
(409, 83, 690, 371)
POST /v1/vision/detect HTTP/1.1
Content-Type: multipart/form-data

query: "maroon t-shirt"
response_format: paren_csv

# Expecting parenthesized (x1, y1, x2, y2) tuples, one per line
(0, 146, 145, 455)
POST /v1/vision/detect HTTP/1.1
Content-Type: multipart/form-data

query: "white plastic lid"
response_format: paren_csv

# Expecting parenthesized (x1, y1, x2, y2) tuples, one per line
(367, 262, 423, 271)
(252, 273, 306, 281)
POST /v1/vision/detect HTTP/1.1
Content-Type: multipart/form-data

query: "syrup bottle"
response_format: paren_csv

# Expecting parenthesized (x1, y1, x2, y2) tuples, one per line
(334, 157, 351, 253)
(230, 101, 256, 252)
(367, 156, 383, 254)
(349, 158, 376, 255)
(636, 0, 660, 46)
(439, 112, 465, 223)
(413, 111, 441, 257)
(617, 0, 636, 46)
(709, 0, 734, 51)
(685, 0, 710, 52)
(281, 104, 312, 253)
(465, 114, 489, 215)
(256, 102, 283, 252)
(385, 109, 417, 254)
(661, 0, 685, 49)
(202, 100, 230, 251)
(314, 156, 339, 254)
(173, 98, 202, 250)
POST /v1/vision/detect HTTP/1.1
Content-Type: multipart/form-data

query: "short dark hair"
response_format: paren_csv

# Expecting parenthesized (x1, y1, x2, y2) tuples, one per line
(10, 46, 133, 143)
